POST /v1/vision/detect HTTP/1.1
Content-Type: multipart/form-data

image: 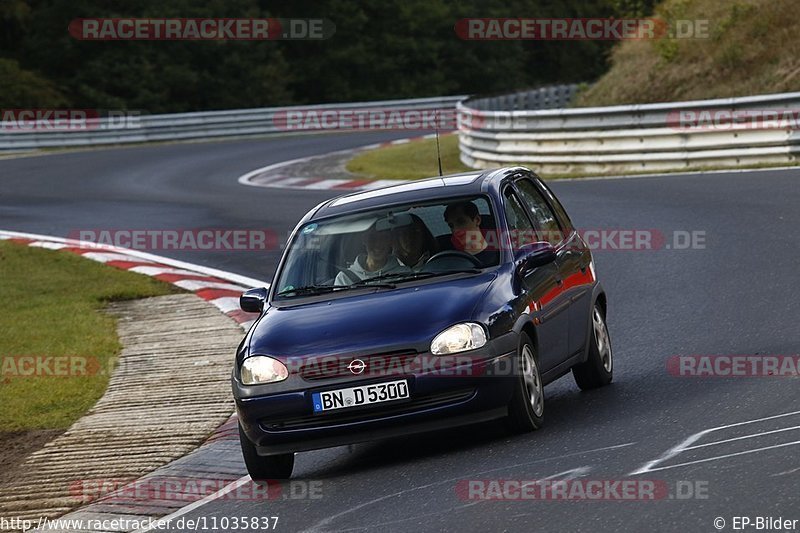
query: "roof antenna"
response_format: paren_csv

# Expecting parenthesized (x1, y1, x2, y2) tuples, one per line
(435, 109, 443, 177)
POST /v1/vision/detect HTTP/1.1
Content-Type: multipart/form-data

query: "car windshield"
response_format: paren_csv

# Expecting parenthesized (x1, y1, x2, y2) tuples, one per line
(274, 196, 500, 298)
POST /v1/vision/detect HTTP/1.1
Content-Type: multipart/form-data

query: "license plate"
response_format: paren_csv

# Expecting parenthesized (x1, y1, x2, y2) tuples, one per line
(312, 379, 409, 413)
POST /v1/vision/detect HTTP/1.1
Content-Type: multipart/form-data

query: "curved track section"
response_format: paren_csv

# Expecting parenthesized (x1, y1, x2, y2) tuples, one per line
(1, 133, 799, 532)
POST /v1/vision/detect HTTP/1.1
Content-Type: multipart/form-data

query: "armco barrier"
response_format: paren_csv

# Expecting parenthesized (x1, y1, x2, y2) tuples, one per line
(0, 96, 464, 152)
(466, 84, 581, 111)
(457, 91, 800, 175)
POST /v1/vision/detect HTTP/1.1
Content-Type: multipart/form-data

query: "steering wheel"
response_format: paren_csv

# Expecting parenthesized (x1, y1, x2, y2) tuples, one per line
(425, 249, 483, 268)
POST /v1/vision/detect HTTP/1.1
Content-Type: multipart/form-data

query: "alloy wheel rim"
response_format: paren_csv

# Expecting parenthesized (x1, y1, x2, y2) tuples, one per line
(593, 307, 613, 372)
(522, 345, 544, 417)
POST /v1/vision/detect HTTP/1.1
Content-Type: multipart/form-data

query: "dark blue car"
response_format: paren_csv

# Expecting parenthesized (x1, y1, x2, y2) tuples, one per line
(233, 167, 612, 479)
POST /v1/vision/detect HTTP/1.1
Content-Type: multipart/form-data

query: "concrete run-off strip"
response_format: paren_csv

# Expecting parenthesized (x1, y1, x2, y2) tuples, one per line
(0, 231, 266, 532)
(0, 294, 246, 528)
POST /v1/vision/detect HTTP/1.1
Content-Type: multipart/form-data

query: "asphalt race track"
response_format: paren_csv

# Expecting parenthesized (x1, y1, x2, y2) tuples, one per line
(2, 134, 799, 532)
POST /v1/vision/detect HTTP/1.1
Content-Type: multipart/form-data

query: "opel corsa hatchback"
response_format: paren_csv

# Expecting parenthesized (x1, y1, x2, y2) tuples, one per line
(233, 167, 612, 479)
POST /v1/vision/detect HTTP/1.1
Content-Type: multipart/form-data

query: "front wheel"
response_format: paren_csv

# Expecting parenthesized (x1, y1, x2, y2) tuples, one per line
(505, 332, 545, 433)
(239, 424, 294, 480)
(572, 303, 613, 390)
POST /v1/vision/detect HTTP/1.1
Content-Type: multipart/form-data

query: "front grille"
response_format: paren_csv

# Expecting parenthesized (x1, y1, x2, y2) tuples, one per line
(261, 388, 475, 431)
(299, 351, 419, 381)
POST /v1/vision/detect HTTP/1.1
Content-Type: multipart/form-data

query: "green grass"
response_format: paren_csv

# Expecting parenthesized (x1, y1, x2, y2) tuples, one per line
(0, 241, 181, 432)
(346, 133, 471, 180)
(575, 0, 800, 106)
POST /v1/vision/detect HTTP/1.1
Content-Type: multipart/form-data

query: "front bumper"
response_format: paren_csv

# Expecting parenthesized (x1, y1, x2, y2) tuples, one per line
(233, 348, 517, 456)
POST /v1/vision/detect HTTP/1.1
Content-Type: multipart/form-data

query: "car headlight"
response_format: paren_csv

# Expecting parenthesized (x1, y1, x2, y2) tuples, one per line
(240, 356, 288, 385)
(430, 323, 487, 355)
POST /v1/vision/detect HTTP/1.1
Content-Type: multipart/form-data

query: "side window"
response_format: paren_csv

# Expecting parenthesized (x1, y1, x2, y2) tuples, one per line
(538, 181, 575, 232)
(515, 179, 564, 246)
(502, 188, 537, 251)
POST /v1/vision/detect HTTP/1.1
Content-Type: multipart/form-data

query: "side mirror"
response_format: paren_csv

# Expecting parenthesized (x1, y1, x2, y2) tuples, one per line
(514, 241, 556, 279)
(240, 287, 268, 313)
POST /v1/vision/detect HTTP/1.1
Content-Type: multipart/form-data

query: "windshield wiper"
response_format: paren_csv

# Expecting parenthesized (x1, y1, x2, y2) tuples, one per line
(277, 281, 396, 297)
(351, 272, 434, 284)
(276, 284, 345, 297)
(344, 277, 397, 288)
(355, 269, 482, 285)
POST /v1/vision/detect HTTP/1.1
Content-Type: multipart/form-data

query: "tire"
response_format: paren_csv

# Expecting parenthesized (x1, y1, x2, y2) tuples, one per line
(505, 332, 545, 433)
(239, 424, 294, 480)
(572, 303, 613, 390)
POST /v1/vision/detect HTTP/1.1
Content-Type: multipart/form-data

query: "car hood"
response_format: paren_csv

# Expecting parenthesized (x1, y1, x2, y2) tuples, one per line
(249, 273, 497, 358)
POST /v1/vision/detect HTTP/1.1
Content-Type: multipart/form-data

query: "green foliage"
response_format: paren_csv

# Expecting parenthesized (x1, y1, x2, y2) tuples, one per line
(1, 0, 637, 111)
(575, 0, 800, 107)
(609, 0, 658, 17)
(0, 59, 69, 108)
(654, 38, 679, 63)
(711, 2, 757, 41)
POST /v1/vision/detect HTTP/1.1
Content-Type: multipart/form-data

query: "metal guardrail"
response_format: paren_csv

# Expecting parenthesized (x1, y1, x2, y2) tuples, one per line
(466, 84, 581, 111)
(0, 96, 465, 152)
(458, 90, 800, 175)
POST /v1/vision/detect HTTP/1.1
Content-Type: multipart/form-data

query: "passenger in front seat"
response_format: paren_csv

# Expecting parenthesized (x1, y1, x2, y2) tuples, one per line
(334, 224, 409, 285)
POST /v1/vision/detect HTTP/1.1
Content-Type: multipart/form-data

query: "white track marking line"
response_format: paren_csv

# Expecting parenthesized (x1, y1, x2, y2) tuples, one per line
(208, 296, 241, 314)
(525, 466, 592, 490)
(236, 145, 368, 187)
(127, 442, 634, 533)
(81, 252, 155, 263)
(630, 409, 800, 475)
(173, 279, 246, 292)
(302, 179, 348, 189)
(29, 241, 69, 250)
(635, 440, 800, 475)
(129, 266, 208, 277)
(771, 466, 800, 477)
(333, 467, 593, 533)
(303, 442, 634, 533)
(358, 179, 404, 190)
(131, 475, 251, 533)
(268, 177, 312, 187)
(683, 425, 800, 451)
(236, 135, 428, 190)
(0, 230, 268, 288)
(629, 431, 708, 477)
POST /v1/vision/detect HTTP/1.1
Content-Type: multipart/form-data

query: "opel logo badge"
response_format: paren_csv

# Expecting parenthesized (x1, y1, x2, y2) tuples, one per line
(348, 359, 366, 375)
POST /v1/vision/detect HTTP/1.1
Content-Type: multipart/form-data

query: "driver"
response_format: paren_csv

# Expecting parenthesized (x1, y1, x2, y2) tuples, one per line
(334, 224, 409, 285)
(392, 214, 438, 270)
(443, 201, 499, 266)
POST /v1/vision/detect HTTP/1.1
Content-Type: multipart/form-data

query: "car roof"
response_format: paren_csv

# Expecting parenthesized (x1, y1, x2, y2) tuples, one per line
(310, 167, 529, 219)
